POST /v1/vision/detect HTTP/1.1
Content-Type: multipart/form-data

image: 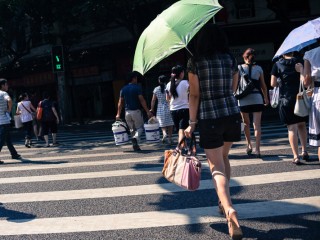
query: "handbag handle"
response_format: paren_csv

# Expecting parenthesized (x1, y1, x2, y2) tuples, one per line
(176, 134, 197, 156)
(299, 80, 312, 109)
(299, 79, 304, 94)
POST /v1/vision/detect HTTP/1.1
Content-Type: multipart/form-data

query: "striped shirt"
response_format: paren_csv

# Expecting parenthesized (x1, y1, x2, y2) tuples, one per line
(0, 90, 10, 125)
(188, 53, 240, 120)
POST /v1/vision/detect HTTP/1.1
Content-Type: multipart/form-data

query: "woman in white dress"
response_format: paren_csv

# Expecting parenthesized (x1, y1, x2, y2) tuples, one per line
(150, 75, 174, 144)
(16, 93, 36, 147)
(297, 46, 320, 161)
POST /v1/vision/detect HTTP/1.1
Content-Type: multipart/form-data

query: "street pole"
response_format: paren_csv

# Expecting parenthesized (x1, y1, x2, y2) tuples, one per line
(56, 71, 66, 124)
(51, 45, 67, 124)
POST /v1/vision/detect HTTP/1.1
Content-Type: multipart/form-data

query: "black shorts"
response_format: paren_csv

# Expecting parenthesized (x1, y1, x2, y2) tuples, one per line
(42, 121, 58, 135)
(170, 108, 189, 131)
(240, 104, 264, 113)
(199, 113, 242, 149)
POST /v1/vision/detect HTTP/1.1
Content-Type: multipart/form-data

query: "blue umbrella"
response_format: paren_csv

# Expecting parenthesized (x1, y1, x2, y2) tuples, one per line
(273, 17, 320, 60)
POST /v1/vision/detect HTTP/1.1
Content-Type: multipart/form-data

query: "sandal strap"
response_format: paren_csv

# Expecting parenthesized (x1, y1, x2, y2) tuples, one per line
(292, 157, 301, 164)
(227, 208, 237, 218)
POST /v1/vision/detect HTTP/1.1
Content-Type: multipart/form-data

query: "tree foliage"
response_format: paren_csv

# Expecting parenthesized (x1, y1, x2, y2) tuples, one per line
(0, 0, 176, 63)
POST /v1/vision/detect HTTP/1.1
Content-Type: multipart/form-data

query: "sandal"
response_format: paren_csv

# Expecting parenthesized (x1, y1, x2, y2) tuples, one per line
(227, 208, 243, 240)
(254, 152, 261, 158)
(218, 200, 225, 216)
(301, 151, 309, 161)
(292, 157, 301, 165)
(246, 147, 252, 155)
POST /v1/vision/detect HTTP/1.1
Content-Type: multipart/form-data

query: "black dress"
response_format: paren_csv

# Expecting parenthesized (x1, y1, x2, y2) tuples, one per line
(271, 57, 308, 125)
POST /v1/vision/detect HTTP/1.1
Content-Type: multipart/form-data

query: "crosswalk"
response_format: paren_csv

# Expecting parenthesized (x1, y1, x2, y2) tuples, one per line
(0, 121, 319, 239)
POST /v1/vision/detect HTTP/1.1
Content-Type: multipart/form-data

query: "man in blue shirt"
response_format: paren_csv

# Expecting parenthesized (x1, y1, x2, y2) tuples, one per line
(0, 79, 21, 164)
(116, 71, 152, 151)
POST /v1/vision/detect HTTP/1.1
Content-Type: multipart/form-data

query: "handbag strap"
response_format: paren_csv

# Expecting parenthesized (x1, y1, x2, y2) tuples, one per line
(239, 65, 251, 83)
(239, 65, 252, 79)
(299, 79, 305, 94)
(239, 65, 246, 76)
(235, 65, 245, 90)
(20, 102, 32, 114)
(188, 134, 197, 156)
(176, 134, 197, 156)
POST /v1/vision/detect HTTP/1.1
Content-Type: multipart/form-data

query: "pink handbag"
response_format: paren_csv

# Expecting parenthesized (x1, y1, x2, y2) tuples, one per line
(162, 135, 201, 191)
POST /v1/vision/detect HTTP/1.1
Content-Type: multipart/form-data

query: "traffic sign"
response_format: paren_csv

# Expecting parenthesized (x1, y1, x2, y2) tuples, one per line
(51, 45, 64, 72)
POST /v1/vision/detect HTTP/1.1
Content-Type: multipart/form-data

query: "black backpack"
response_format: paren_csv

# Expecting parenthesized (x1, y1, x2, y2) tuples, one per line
(234, 64, 256, 100)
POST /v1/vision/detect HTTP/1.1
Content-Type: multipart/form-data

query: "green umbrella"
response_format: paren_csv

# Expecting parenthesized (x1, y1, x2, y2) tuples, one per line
(133, 0, 223, 75)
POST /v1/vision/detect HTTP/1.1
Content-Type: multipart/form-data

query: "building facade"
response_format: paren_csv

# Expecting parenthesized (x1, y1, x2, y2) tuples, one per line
(0, 0, 319, 122)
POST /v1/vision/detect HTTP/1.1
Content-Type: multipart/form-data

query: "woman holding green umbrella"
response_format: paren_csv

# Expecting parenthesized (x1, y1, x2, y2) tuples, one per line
(185, 24, 243, 239)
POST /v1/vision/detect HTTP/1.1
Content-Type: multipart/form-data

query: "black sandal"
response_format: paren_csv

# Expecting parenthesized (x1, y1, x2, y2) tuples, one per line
(246, 147, 252, 155)
(254, 152, 261, 158)
(292, 157, 301, 165)
(301, 151, 309, 161)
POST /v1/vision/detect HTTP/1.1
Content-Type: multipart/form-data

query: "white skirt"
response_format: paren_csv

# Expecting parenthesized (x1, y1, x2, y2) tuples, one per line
(309, 86, 320, 146)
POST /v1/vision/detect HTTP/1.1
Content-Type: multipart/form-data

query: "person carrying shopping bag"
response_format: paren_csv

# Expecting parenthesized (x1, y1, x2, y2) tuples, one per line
(116, 71, 152, 151)
(296, 46, 320, 162)
(270, 52, 309, 165)
(16, 93, 37, 148)
(185, 24, 243, 240)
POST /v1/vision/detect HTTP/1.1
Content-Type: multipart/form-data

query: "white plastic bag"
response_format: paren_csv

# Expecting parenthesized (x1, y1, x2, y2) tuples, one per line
(270, 86, 279, 108)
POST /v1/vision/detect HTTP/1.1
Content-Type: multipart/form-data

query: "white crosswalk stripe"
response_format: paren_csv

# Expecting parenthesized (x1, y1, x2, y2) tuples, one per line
(0, 121, 319, 238)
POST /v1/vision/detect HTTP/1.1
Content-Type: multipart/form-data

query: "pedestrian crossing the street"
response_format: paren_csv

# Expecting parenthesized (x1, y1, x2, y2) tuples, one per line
(0, 121, 319, 239)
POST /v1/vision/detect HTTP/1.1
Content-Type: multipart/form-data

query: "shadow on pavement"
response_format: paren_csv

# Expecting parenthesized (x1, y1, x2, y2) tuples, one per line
(0, 202, 36, 222)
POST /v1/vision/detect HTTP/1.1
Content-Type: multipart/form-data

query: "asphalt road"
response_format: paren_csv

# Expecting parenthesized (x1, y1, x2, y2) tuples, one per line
(0, 120, 319, 240)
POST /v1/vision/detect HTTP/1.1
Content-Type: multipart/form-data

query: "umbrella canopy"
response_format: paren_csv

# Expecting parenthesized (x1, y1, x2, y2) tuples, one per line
(133, 0, 222, 75)
(273, 17, 320, 60)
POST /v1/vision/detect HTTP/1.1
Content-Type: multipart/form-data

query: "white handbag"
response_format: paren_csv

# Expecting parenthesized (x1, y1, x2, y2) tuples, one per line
(14, 115, 23, 128)
(294, 80, 311, 117)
